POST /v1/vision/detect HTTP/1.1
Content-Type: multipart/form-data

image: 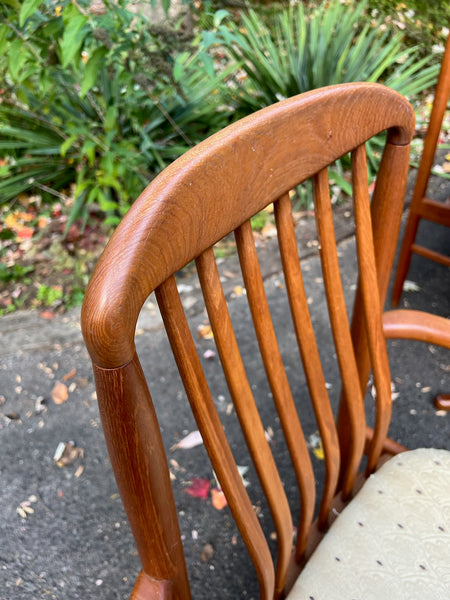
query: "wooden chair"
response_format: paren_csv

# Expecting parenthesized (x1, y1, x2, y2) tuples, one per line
(391, 34, 450, 306)
(81, 83, 450, 600)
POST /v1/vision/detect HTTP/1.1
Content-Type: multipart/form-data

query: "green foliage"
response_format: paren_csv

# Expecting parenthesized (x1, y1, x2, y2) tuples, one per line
(201, 0, 440, 197)
(66, 286, 85, 308)
(36, 283, 63, 306)
(206, 0, 439, 116)
(250, 211, 270, 231)
(0, 261, 34, 283)
(0, 0, 231, 225)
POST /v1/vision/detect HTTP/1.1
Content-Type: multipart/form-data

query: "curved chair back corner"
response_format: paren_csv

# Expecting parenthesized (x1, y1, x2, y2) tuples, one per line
(81, 82, 416, 600)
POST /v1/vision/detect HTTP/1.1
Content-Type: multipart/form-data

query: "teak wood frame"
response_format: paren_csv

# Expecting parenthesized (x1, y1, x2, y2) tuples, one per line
(81, 83, 450, 600)
(392, 33, 450, 305)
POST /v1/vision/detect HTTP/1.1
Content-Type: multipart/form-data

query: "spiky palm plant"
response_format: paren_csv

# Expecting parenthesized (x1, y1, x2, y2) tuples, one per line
(223, 0, 438, 115)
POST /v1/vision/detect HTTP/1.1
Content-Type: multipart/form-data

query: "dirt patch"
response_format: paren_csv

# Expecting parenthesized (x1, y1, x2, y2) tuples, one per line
(0, 199, 109, 315)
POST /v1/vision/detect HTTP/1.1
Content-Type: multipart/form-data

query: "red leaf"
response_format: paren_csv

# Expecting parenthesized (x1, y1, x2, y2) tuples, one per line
(40, 310, 55, 320)
(211, 487, 228, 510)
(51, 381, 69, 405)
(17, 226, 34, 239)
(184, 478, 210, 499)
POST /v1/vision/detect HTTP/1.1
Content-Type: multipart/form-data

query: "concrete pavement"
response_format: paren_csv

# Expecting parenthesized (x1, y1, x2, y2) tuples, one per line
(1, 172, 448, 600)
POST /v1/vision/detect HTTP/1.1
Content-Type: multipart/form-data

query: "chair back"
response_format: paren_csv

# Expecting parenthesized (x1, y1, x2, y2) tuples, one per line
(81, 83, 415, 600)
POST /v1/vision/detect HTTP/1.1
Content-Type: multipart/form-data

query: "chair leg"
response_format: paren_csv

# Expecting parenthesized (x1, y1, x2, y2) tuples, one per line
(391, 33, 450, 307)
(434, 393, 450, 411)
(391, 211, 420, 306)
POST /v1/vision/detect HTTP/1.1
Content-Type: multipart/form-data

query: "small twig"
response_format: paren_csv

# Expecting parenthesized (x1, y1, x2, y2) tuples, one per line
(32, 181, 71, 202)
(70, 0, 89, 17)
(151, 94, 193, 147)
(85, 91, 105, 122)
(6, 20, 42, 62)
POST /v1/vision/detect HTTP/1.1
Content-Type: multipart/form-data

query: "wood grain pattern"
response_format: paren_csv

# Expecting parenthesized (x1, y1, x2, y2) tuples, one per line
(82, 83, 414, 369)
(392, 33, 450, 304)
(79, 83, 444, 600)
(383, 310, 450, 347)
(274, 192, 339, 539)
(337, 141, 412, 488)
(156, 276, 276, 600)
(351, 144, 392, 473)
(93, 356, 190, 599)
(314, 168, 365, 498)
(196, 248, 293, 597)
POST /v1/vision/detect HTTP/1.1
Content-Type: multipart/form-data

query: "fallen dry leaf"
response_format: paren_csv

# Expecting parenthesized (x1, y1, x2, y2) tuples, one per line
(171, 430, 203, 451)
(211, 488, 228, 510)
(201, 542, 215, 562)
(261, 223, 277, 238)
(265, 427, 274, 442)
(16, 499, 36, 519)
(62, 368, 77, 381)
(308, 431, 325, 459)
(223, 271, 237, 279)
(197, 324, 214, 340)
(313, 440, 325, 461)
(184, 478, 210, 499)
(5, 412, 20, 421)
(53, 441, 84, 467)
(51, 382, 68, 405)
(403, 280, 420, 293)
(39, 310, 55, 320)
(74, 464, 84, 478)
(16, 226, 34, 239)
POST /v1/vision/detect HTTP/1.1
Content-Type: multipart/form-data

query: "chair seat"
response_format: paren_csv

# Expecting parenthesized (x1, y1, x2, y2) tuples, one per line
(288, 448, 450, 600)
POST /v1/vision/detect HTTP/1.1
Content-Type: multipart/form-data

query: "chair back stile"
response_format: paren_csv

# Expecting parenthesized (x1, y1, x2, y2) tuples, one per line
(336, 139, 412, 486)
(81, 83, 416, 600)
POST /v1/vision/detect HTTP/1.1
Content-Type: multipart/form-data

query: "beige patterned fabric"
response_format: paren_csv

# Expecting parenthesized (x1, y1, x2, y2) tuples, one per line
(288, 448, 450, 600)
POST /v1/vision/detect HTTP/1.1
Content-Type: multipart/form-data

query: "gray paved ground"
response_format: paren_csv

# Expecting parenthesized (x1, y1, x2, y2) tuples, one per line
(1, 171, 449, 600)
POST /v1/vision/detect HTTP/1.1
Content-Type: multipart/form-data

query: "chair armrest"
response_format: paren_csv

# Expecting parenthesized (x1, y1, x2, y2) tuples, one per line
(382, 309, 450, 349)
(130, 571, 173, 600)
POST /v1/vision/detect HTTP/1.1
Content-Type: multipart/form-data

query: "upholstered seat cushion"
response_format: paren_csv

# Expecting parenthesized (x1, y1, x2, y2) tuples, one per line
(288, 448, 450, 600)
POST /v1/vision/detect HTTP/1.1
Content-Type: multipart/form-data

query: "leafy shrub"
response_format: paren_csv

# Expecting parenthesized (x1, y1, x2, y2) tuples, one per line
(0, 0, 231, 226)
(208, 0, 439, 116)
(200, 0, 440, 200)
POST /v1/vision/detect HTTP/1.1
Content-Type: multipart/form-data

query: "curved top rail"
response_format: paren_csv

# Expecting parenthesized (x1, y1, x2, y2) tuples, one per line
(81, 82, 415, 368)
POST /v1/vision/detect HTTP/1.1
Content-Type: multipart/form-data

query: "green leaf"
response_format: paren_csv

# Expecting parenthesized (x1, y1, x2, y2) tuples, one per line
(19, 0, 44, 26)
(104, 105, 118, 133)
(8, 39, 27, 81)
(0, 24, 10, 56)
(80, 47, 108, 98)
(328, 168, 352, 196)
(59, 13, 88, 68)
(173, 52, 189, 82)
(60, 135, 78, 157)
(98, 198, 119, 212)
(1, 0, 20, 8)
(213, 9, 229, 28)
(81, 140, 96, 166)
